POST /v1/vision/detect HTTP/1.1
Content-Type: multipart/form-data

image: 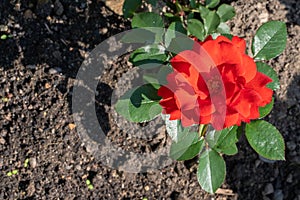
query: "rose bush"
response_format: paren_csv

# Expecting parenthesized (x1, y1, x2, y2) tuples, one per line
(117, 0, 287, 193)
(158, 35, 273, 130)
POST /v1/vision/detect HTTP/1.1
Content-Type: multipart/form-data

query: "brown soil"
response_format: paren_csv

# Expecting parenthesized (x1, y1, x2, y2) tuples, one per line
(0, 0, 299, 199)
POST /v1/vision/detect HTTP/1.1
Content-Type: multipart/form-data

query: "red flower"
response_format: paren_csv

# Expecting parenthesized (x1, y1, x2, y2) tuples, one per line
(158, 36, 273, 130)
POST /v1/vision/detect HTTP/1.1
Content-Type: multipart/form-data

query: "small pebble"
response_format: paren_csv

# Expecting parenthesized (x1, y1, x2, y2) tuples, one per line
(24, 9, 33, 19)
(144, 185, 150, 191)
(0, 25, 8, 32)
(30, 157, 37, 168)
(264, 183, 274, 195)
(286, 141, 296, 151)
(54, 0, 64, 16)
(68, 123, 76, 130)
(286, 173, 293, 183)
(100, 28, 108, 34)
(45, 83, 51, 89)
(273, 189, 283, 200)
(49, 67, 62, 74)
(0, 137, 5, 144)
(26, 64, 37, 69)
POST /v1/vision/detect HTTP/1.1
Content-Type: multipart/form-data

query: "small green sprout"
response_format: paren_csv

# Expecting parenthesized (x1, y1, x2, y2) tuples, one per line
(1, 34, 7, 40)
(7, 169, 18, 176)
(86, 179, 91, 185)
(88, 184, 94, 190)
(86, 179, 94, 190)
(24, 158, 29, 168)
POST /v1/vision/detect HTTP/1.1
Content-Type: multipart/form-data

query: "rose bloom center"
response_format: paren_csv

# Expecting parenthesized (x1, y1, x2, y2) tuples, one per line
(206, 77, 222, 94)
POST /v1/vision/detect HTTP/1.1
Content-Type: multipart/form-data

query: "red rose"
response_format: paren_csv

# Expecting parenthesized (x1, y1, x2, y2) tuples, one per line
(158, 35, 273, 130)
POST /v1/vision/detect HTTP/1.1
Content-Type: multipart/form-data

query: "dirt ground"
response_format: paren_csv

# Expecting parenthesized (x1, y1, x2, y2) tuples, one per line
(0, 0, 299, 199)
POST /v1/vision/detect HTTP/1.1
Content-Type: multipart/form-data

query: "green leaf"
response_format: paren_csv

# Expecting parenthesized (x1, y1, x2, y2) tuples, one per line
(143, 74, 159, 84)
(115, 83, 162, 123)
(190, 0, 197, 8)
(256, 62, 280, 90)
(217, 4, 235, 22)
(199, 5, 210, 17)
(162, 115, 179, 142)
(205, 0, 220, 8)
(206, 126, 239, 155)
(121, 29, 157, 44)
(217, 145, 237, 155)
(187, 19, 205, 41)
(165, 21, 187, 47)
(167, 37, 195, 54)
(203, 11, 220, 35)
(216, 22, 230, 34)
(170, 130, 204, 161)
(164, 12, 181, 22)
(129, 44, 167, 69)
(197, 149, 226, 193)
(132, 12, 164, 28)
(259, 98, 274, 118)
(157, 64, 173, 85)
(221, 33, 233, 40)
(252, 21, 287, 60)
(122, 0, 142, 18)
(245, 120, 285, 160)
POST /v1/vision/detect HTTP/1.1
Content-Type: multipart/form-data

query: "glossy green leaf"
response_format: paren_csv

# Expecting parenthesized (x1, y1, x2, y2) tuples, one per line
(205, 0, 220, 8)
(187, 19, 205, 41)
(162, 115, 179, 142)
(129, 44, 167, 69)
(165, 22, 187, 47)
(115, 83, 162, 123)
(121, 29, 157, 44)
(199, 5, 210, 17)
(217, 4, 235, 22)
(259, 98, 274, 118)
(122, 0, 142, 18)
(221, 33, 233, 40)
(132, 12, 164, 28)
(190, 0, 197, 8)
(197, 149, 226, 193)
(256, 62, 280, 90)
(206, 126, 239, 155)
(167, 37, 195, 54)
(170, 131, 204, 161)
(164, 12, 181, 22)
(252, 21, 287, 60)
(218, 145, 237, 155)
(203, 11, 220, 35)
(157, 64, 173, 85)
(216, 22, 230, 34)
(143, 74, 159, 84)
(245, 120, 285, 160)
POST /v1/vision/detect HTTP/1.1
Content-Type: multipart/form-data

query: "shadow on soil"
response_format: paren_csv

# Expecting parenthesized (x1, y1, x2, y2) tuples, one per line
(0, 0, 129, 75)
(279, 0, 300, 25)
